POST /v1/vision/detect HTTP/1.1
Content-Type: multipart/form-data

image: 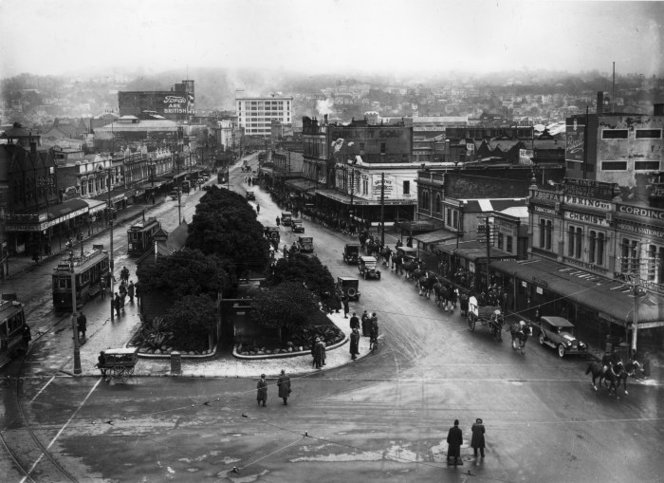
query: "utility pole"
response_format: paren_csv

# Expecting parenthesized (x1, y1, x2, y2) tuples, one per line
(617, 250, 658, 357)
(66, 239, 81, 375)
(380, 172, 385, 247)
(107, 166, 115, 322)
(486, 216, 492, 290)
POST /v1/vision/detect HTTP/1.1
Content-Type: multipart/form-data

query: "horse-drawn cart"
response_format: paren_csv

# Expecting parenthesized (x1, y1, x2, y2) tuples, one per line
(97, 347, 139, 381)
(467, 296, 503, 341)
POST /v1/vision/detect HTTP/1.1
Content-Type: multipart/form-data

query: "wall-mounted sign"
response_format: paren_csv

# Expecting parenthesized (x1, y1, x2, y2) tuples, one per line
(564, 195, 614, 211)
(562, 178, 616, 200)
(565, 121, 585, 162)
(564, 211, 609, 226)
(617, 204, 664, 221)
(533, 205, 557, 216)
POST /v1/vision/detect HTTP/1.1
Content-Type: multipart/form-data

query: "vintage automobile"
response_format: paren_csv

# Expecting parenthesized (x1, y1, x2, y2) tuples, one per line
(291, 219, 305, 233)
(298, 236, 314, 253)
(396, 246, 418, 262)
(246, 191, 256, 201)
(358, 256, 381, 280)
(343, 244, 361, 264)
(337, 276, 360, 301)
(281, 212, 293, 227)
(536, 316, 588, 358)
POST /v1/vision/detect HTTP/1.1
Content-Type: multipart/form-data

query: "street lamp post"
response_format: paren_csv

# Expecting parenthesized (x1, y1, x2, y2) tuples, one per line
(66, 239, 82, 375)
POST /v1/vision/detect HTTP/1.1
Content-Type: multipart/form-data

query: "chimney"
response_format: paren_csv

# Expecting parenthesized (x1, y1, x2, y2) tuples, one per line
(654, 104, 664, 116)
(324, 114, 328, 125)
(596, 91, 604, 114)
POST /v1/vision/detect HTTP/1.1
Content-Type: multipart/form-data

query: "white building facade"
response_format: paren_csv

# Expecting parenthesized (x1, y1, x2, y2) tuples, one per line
(235, 96, 293, 136)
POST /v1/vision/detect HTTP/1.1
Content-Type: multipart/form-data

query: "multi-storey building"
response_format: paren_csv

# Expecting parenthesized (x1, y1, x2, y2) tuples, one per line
(118, 80, 195, 121)
(565, 99, 664, 186)
(236, 95, 293, 137)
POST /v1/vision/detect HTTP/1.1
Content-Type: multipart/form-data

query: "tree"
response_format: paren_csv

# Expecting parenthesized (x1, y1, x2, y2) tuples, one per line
(266, 254, 337, 302)
(250, 282, 319, 338)
(136, 248, 231, 298)
(165, 294, 218, 351)
(186, 187, 269, 276)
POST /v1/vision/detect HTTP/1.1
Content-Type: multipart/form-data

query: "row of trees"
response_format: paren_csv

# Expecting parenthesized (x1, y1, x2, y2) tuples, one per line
(135, 185, 341, 352)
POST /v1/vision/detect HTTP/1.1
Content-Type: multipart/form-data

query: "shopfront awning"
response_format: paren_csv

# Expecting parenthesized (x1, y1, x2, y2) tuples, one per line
(82, 198, 107, 214)
(414, 229, 458, 244)
(284, 178, 318, 192)
(5, 198, 90, 232)
(317, 189, 417, 206)
(491, 259, 664, 327)
(395, 220, 438, 233)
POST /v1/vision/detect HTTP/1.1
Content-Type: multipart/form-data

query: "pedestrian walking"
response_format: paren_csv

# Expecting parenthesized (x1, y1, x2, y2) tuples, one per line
(349, 312, 360, 331)
(350, 327, 360, 360)
(256, 374, 268, 407)
(361, 310, 370, 337)
(277, 370, 291, 405)
(471, 418, 486, 458)
(120, 266, 130, 283)
(114, 293, 122, 318)
(119, 282, 127, 311)
(127, 280, 135, 304)
(369, 313, 379, 353)
(447, 419, 463, 467)
(77, 311, 87, 341)
(342, 295, 350, 318)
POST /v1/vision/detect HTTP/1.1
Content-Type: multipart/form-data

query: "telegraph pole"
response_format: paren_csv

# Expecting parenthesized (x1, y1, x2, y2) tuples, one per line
(485, 215, 491, 290)
(67, 239, 82, 375)
(380, 172, 385, 247)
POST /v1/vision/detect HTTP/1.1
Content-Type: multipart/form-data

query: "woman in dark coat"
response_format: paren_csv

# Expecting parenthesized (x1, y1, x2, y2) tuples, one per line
(447, 419, 463, 467)
(471, 418, 486, 457)
(349, 328, 360, 360)
(256, 374, 268, 407)
(277, 370, 291, 405)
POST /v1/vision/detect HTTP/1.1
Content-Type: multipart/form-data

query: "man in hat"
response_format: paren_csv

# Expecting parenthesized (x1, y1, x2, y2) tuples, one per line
(256, 374, 268, 407)
(447, 419, 463, 467)
(471, 418, 486, 458)
(277, 370, 291, 405)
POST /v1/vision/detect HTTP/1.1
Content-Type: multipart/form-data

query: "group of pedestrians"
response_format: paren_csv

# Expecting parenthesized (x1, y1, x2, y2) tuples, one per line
(347, 310, 379, 360)
(111, 266, 137, 318)
(256, 370, 292, 407)
(446, 418, 487, 467)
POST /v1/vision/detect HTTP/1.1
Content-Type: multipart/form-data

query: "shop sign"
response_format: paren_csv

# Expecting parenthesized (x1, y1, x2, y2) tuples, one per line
(564, 195, 613, 211)
(533, 205, 556, 216)
(617, 204, 664, 221)
(565, 121, 585, 162)
(371, 176, 394, 197)
(562, 178, 616, 200)
(495, 219, 517, 237)
(533, 190, 561, 202)
(617, 222, 664, 240)
(536, 287, 544, 294)
(564, 211, 609, 226)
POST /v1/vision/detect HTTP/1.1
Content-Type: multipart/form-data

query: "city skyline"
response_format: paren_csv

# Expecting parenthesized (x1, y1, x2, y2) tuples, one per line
(0, 0, 662, 79)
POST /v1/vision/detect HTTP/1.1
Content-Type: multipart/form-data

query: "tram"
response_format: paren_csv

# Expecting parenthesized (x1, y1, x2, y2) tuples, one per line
(0, 294, 30, 368)
(52, 244, 109, 312)
(127, 217, 162, 256)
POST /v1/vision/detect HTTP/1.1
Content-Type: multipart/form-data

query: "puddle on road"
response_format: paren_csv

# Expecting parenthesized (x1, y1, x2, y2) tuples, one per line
(291, 443, 419, 464)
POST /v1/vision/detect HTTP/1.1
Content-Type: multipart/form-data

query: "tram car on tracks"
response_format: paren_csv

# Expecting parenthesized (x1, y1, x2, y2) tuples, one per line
(127, 217, 162, 256)
(0, 294, 30, 368)
(52, 244, 109, 312)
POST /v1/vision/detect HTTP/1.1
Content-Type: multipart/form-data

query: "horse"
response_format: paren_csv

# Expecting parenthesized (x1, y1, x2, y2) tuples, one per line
(433, 281, 446, 307)
(402, 261, 419, 280)
(585, 361, 607, 390)
(418, 273, 437, 298)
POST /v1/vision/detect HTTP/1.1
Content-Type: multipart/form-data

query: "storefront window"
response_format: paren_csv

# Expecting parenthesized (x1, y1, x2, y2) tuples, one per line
(597, 233, 604, 266)
(506, 236, 513, 253)
(575, 228, 583, 259)
(589, 231, 596, 263)
(568, 226, 575, 257)
(546, 220, 553, 250)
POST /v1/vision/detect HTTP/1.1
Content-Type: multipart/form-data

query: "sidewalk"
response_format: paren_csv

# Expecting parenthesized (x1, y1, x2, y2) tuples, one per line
(73, 308, 375, 379)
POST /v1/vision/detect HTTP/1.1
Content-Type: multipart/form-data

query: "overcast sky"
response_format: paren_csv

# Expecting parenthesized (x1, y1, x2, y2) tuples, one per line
(0, 0, 662, 78)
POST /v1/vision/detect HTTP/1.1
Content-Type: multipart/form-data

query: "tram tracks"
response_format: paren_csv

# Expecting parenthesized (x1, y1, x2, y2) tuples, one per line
(0, 317, 79, 483)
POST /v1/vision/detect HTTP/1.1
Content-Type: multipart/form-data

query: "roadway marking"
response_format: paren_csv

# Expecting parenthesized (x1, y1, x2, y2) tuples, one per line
(29, 375, 55, 403)
(21, 378, 101, 483)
